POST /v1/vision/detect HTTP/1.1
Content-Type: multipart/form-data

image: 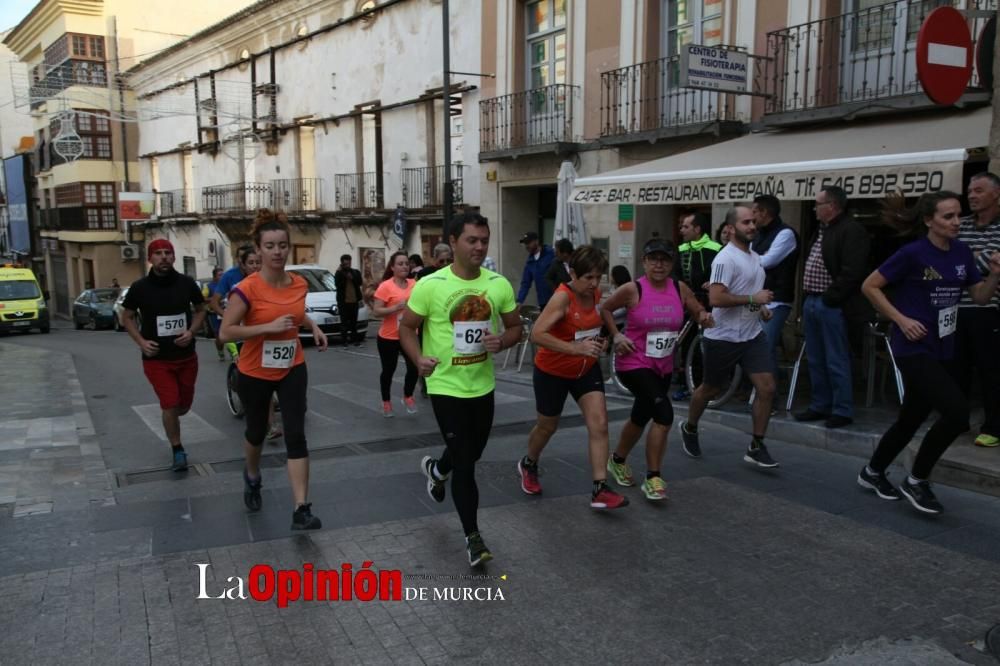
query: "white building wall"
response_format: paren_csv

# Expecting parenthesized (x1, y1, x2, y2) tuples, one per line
(0, 33, 33, 157)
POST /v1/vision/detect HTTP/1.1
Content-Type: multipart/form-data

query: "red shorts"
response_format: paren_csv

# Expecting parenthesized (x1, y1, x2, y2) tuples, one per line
(142, 355, 199, 410)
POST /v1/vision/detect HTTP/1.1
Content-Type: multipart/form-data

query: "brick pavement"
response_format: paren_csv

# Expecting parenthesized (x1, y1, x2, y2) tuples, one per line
(1, 476, 999, 665)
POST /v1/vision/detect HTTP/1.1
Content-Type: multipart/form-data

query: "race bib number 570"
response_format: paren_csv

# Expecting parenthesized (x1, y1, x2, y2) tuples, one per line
(453, 321, 489, 354)
(156, 314, 186, 337)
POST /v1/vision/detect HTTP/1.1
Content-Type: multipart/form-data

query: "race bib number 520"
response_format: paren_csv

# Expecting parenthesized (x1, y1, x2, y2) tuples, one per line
(262, 340, 297, 368)
(453, 321, 489, 354)
(156, 314, 187, 337)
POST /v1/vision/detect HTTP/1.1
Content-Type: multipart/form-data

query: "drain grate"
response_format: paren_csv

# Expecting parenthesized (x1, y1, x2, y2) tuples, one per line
(117, 463, 208, 487)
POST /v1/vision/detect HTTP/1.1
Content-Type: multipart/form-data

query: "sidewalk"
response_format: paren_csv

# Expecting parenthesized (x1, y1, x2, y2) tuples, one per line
(0, 341, 114, 517)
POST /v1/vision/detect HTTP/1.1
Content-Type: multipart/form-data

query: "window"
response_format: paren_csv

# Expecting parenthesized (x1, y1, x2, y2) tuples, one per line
(76, 111, 112, 161)
(69, 34, 105, 60)
(851, 0, 948, 52)
(83, 184, 97, 203)
(526, 0, 567, 90)
(663, 0, 723, 59)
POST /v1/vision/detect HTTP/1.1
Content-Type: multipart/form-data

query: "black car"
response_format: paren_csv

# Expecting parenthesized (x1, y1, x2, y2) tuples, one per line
(73, 288, 118, 330)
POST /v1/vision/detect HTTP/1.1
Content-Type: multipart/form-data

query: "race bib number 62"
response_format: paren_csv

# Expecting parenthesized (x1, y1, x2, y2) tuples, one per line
(453, 321, 489, 354)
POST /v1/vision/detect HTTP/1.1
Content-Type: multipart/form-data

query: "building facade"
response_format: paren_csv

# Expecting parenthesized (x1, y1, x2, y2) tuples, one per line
(126, 0, 481, 291)
(478, 0, 994, 301)
(3, 0, 252, 316)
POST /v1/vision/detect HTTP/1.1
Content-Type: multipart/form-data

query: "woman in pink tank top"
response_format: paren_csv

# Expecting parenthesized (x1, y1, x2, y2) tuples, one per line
(600, 238, 713, 500)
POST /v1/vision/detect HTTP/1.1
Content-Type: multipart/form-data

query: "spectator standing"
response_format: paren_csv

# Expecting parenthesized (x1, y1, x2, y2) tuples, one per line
(516, 231, 555, 309)
(544, 238, 574, 291)
(674, 213, 720, 307)
(750, 195, 799, 383)
(334, 254, 364, 346)
(796, 186, 869, 429)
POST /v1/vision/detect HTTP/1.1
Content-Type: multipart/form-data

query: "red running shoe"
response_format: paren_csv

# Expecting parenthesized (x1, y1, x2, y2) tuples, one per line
(517, 457, 542, 495)
(590, 484, 629, 510)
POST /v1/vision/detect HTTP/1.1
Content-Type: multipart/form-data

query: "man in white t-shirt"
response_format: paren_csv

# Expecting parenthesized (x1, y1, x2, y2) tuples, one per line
(679, 205, 780, 468)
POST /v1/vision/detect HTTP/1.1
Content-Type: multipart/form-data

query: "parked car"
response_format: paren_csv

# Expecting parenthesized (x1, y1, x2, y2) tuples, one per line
(0, 265, 49, 334)
(112, 287, 130, 331)
(285, 264, 369, 340)
(73, 288, 118, 330)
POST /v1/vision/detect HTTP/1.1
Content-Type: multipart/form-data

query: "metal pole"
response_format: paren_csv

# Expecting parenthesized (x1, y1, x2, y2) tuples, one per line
(442, 0, 453, 228)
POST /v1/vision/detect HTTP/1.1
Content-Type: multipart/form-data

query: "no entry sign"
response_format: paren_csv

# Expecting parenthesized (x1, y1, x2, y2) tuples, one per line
(916, 6, 974, 105)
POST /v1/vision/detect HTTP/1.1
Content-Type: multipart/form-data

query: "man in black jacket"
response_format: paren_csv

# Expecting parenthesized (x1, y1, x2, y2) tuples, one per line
(750, 195, 798, 378)
(334, 254, 364, 346)
(796, 186, 869, 429)
(545, 238, 573, 291)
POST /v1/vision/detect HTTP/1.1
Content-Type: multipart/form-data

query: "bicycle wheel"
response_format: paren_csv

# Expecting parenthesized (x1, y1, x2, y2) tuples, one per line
(226, 362, 245, 418)
(608, 350, 632, 395)
(685, 333, 741, 409)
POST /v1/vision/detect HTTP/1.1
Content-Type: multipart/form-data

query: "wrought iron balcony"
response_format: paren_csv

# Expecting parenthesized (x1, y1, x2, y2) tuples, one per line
(479, 83, 579, 155)
(600, 53, 762, 141)
(400, 165, 468, 209)
(761, 0, 993, 125)
(202, 182, 272, 215)
(334, 172, 383, 211)
(157, 189, 197, 217)
(271, 178, 323, 213)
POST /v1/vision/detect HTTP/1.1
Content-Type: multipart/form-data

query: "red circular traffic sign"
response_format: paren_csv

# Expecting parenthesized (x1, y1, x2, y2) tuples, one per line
(916, 6, 973, 106)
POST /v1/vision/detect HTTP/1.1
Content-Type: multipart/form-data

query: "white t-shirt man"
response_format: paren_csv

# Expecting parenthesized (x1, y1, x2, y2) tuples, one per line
(704, 243, 766, 343)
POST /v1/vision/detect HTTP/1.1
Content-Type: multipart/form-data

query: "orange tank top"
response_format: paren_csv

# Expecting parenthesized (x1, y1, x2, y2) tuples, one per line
(233, 272, 307, 380)
(534, 283, 603, 379)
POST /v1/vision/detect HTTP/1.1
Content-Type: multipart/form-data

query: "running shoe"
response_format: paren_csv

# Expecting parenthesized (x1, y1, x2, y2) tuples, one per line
(640, 475, 668, 500)
(382, 401, 394, 418)
(744, 443, 779, 468)
(171, 449, 188, 472)
(243, 469, 262, 512)
(217, 349, 225, 362)
(466, 532, 493, 567)
(671, 389, 691, 402)
(856, 466, 901, 501)
(517, 457, 542, 495)
(402, 396, 418, 414)
(291, 503, 322, 530)
(590, 484, 629, 510)
(606, 456, 635, 487)
(266, 422, 283, 440)
(679, 420, 702, 458)
(421, 456, 448, 503)
(899, 478, 943, 515)
(225, 342, 239, 361)
(975, 433, 999, 448)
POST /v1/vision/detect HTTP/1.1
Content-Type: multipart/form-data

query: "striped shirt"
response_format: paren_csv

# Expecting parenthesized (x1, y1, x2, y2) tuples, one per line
(958, 214, 1000, 308)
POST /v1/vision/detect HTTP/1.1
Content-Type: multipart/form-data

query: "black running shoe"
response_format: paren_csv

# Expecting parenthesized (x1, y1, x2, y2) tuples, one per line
(744, 442, 779, 468)
(243, 469, 262, 512)
(899, 478, 943, 515)
(291, 503, 322, 530)
(857, 467, 901, 501)
(466, 532, 493, 567)
(679, 420, 702, 458)
(422, 455, 447, 503)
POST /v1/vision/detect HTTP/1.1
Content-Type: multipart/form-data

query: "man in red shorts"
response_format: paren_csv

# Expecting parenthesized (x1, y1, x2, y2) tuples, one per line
(122, 238, 207, 471)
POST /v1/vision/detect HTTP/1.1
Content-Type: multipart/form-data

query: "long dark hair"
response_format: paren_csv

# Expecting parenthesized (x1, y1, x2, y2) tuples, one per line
(382, 250, 409, 281)
(880, 190, 961, 237)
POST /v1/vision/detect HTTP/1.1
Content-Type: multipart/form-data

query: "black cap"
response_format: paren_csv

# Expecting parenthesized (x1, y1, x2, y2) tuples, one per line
(520, 231, 539, 244)
(642, 238, 675, 257)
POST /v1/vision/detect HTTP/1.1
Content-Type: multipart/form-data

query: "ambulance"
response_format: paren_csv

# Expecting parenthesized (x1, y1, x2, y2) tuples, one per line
(0, 265, 49, 333)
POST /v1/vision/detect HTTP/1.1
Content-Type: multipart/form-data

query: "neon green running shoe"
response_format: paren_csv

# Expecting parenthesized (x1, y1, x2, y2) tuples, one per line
(640, 475, 668, 501)
(606, 456, 634, 487)
(975, 433, 999, 448)
(225, 342, 240, 362)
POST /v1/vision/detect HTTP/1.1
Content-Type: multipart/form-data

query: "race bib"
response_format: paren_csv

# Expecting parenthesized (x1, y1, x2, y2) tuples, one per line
(574, 327, 601, 341)
(645, 330, 679, 358)
(156, 314, 187, 337)
(938, 305, 958, 338)
(453, 320, 489, 354)
(262, 340, 297, 368)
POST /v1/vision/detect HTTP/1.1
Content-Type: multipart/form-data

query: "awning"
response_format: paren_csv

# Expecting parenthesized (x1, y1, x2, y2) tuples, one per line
(571, 108, 990, 205)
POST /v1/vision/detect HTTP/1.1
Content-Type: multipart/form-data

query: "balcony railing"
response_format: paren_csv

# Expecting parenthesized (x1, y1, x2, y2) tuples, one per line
(761, 0, 993, 120)
(400, 165, 468, 209)
(271, 178, 323, 213)
(157, 189, 197, 217)
(480, 83, 579, 154)
(202, 182, 272, 215)
(334, 172, 383, 210)
(600, 53, 763, 139)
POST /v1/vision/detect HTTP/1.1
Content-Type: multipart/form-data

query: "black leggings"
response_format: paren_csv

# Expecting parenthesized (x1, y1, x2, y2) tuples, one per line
(430, 392, 495, 536)
(238, 364, 309, 459)
(377, 336, 418, 402)
(869, 354, 969, 479)
(618, 368, 675, 428)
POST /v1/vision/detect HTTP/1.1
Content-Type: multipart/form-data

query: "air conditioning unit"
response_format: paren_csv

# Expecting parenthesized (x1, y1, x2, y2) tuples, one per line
(121, 245, 139, 262)
(207, 239, 217, 257)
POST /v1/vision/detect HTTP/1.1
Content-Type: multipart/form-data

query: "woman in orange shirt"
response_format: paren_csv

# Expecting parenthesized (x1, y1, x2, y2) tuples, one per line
(372, 251, 419, 417)
(220, 209, 328, 530)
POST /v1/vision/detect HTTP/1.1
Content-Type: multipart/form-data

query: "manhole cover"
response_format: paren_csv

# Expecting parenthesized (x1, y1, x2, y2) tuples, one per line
(986, 624, 1000, 659)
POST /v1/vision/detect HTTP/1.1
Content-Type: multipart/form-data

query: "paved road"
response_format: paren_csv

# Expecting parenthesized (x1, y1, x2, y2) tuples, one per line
(2, 323, 1000, 664)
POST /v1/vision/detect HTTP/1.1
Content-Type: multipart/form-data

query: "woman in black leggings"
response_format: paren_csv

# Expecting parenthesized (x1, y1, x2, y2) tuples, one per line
(859, 191, 1000, 514)
(371, 251, 419, 417)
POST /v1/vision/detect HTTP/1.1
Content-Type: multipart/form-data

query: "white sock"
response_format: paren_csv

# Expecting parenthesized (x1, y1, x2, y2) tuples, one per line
(432, 463, 444, 481)
(907, 474, 924, 485)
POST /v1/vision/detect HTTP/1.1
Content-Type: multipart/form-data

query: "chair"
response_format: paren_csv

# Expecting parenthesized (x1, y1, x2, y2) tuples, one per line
(502, 314, 534, 372)
(863, 320, 905, 407)
(749, 319, 806, 412)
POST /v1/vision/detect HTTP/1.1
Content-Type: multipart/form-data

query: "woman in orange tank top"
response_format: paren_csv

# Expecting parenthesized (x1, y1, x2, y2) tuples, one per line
(220, 209, 328, 531)
(516, 246, 628, 510)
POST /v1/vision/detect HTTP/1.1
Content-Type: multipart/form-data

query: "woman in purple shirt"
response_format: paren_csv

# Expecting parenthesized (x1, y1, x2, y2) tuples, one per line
(859, 191, 1000, 515)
